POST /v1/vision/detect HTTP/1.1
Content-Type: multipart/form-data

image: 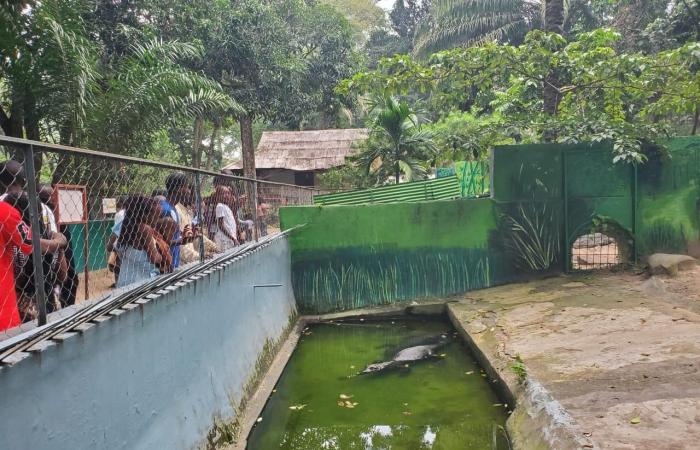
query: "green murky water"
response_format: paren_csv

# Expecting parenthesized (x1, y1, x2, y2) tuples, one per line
(247, 319, 510, 449)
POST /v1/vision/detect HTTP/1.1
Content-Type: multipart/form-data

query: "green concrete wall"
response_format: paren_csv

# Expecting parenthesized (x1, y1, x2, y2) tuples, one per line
(284, 137, 700, 313)
(280, 198, 524, 313)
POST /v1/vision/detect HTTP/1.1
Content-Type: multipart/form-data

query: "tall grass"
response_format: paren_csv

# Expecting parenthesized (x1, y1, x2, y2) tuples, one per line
(292, 248, 492, 313)
(639, 220, 687, 255)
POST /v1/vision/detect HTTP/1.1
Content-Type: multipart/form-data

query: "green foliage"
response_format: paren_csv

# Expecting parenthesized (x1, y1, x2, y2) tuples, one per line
(321, 0, 387, 45)
(1, 0, 360, 164)
(340, 29, 700, 163)
(415, 0, 541, 55)
(90, 39, 237, 152)
(357, 94, 438, 184)
(317, 163, 373, 191)
(510, 355, 527, 382)
(424, 111, 514, 164)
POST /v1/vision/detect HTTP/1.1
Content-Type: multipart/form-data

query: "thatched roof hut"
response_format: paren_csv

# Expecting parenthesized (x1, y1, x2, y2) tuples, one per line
(223, 128, 368, 172)
(222, 129, 368, 187)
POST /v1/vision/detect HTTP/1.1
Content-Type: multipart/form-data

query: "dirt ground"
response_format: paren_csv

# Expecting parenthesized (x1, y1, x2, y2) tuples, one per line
(449, 267, 700, 450)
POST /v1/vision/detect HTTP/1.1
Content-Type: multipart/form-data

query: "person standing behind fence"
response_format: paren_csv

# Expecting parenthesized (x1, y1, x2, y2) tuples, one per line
(39, 184, 73, 307)
(158, 173, 195, 270)
(212, 186, 239, 251)
(0, 193, 33, 331)
(107, 195, 127, 287)
(3, 192, 67, 321)
(257, 200, 270, 237)
(115, 195, 166, 288)
(0, 161, 57, 237)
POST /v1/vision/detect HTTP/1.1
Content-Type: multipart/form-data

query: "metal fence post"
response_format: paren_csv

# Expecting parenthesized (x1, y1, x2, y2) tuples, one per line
(194, 172, 205, 264)
(632, 163, 638, 265)
(562, 150, 569, 273)
(22, 144, 48, 326)
(252, 181, 259, 242)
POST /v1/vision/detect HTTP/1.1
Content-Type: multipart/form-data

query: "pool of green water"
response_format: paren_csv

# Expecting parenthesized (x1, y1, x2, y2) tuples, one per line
(246, 319, 510, 449)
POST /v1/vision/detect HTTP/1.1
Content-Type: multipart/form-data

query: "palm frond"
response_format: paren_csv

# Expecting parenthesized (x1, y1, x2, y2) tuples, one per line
(415, 0, 542, 56)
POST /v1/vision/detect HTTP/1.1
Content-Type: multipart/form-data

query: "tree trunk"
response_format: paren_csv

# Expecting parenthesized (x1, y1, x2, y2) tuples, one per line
(206, 121, 220, 171)
(544, 0, 565, 34)
(394, 144, 400, 184)
(543, 0, 565, 118)
(240, 115, 256, 180)
(692, 105, 699, 136)
(25, 114, 43, 179)
(192, 117, 204, 168)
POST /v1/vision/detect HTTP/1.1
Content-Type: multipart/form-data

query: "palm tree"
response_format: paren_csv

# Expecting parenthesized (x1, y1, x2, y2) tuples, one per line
(358, 95, 437, 184)
(414, 0, 543, 56)
(88, 38, 239, 153)
(414, 0, 574, 56)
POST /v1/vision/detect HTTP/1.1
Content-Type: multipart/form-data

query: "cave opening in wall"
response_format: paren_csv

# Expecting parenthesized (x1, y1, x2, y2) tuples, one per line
(571, 232, 623, 270)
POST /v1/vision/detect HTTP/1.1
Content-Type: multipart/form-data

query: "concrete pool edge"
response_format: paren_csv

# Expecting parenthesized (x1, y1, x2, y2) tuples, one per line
(446, 303, 594, 450)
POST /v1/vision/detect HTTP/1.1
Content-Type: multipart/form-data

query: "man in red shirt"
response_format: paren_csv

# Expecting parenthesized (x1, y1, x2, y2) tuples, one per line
(0, 200, 33, 331)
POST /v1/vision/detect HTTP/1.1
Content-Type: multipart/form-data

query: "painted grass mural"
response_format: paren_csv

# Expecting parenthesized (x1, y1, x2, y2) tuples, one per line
(292, 248, 492, 313)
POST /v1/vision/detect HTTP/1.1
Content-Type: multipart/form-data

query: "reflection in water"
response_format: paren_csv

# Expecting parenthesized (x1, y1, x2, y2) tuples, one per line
(360, 425, 393, 448)
(247, 320, 509, 449)
(422, 425, 437, 447)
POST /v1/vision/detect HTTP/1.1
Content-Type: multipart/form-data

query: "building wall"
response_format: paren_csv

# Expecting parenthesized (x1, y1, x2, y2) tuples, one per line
(259, 169, 296, 185)
(0, 236, 296, 450)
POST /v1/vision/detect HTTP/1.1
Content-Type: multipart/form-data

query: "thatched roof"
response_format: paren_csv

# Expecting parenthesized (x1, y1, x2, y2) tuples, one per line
(223, 128, 368, 172)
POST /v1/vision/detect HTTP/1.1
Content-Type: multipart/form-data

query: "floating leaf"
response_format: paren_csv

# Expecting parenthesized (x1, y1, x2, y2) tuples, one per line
(465, 371, 474, 375)
(336, 400, 345, 407)
(339, 394, 353, 400)
(439, 353, 447, 357)
(350, 365, 355, 369)
(630, 417, 641, 424)
(256, 417, 262, 423)
(403, 411, 412, 416)
(493, 403, 503, 407)
(288, 404, 307, 411)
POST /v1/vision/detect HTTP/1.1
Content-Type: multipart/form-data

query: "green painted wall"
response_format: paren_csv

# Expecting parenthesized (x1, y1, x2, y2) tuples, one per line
(637, 137, 700, 256)
(280, 198, 523, 313)
(284, 137, 700, 313)
(282, 198, 496, 252)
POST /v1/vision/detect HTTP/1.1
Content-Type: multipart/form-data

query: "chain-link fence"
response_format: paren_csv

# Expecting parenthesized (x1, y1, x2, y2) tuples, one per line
(0, 136, 317, 341)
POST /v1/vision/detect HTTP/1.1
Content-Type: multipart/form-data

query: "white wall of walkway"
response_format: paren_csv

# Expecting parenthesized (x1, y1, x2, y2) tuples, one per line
(0, 236, 297, 450)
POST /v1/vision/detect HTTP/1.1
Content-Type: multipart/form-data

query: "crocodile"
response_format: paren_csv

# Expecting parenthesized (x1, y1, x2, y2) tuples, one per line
(361, 343, 442, 374)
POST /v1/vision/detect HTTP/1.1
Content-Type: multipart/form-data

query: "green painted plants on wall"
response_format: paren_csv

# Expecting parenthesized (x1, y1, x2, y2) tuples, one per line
(292, 248, 492, 313)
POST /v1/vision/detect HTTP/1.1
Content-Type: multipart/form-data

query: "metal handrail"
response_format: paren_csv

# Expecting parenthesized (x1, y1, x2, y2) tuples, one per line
(0, 135, 321, 192)
(0, 231, 291, 362)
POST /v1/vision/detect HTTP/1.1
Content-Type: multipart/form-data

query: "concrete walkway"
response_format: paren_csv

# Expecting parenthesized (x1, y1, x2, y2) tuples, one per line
(448, 270, 700, 449)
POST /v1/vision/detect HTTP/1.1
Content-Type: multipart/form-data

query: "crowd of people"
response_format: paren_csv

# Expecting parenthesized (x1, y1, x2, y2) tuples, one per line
(1, 160, 76, 332)
(1, 162, 271, 333)
(106, 174, 271, 291)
